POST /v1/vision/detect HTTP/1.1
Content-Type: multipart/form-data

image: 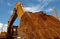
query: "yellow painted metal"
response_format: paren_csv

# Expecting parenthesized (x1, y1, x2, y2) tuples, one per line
(15, 2, 25, 19)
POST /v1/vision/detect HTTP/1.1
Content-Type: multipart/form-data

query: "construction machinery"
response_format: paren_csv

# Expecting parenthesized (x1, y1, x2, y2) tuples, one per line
(7, 2, 25, 38)
(0, 2, 26, 39)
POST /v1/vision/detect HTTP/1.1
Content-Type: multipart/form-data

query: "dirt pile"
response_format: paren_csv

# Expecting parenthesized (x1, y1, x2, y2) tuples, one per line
(18, 11, 60, 39)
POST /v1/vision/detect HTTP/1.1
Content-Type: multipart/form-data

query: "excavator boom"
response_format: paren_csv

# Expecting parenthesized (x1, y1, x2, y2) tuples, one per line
(7, 2, 25, 37)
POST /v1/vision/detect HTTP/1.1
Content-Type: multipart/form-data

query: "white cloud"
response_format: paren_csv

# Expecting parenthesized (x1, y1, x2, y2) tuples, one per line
(3, 24, 8, 32)
(0, 23, 3, 28)
(39, 0, 53, 9)
(7, 2, 11, 6)
(45, 8, 53, 12)
(0, 23, 8, 33)
(38, 0, 42, 2)
(9, 10, 13, 15)
(0, 23, 3, 33)
(24, 0, 52, 12)
(38, 0, 55, 2)
(10, 10, 13, 14)
(24, 7, 40, 12)
(7, 0, 55, 13)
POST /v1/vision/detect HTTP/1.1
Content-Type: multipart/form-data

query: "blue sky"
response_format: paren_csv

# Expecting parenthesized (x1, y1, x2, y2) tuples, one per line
(0, 0, 60, 32)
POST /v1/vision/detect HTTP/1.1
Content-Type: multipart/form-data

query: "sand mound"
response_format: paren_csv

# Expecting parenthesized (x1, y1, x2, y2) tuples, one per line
(18, 11, 60, 39)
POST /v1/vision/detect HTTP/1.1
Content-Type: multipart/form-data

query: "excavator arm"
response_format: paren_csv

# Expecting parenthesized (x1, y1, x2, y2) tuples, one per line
(7, 2, 25, 37)
(7, 8, 17, 36)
